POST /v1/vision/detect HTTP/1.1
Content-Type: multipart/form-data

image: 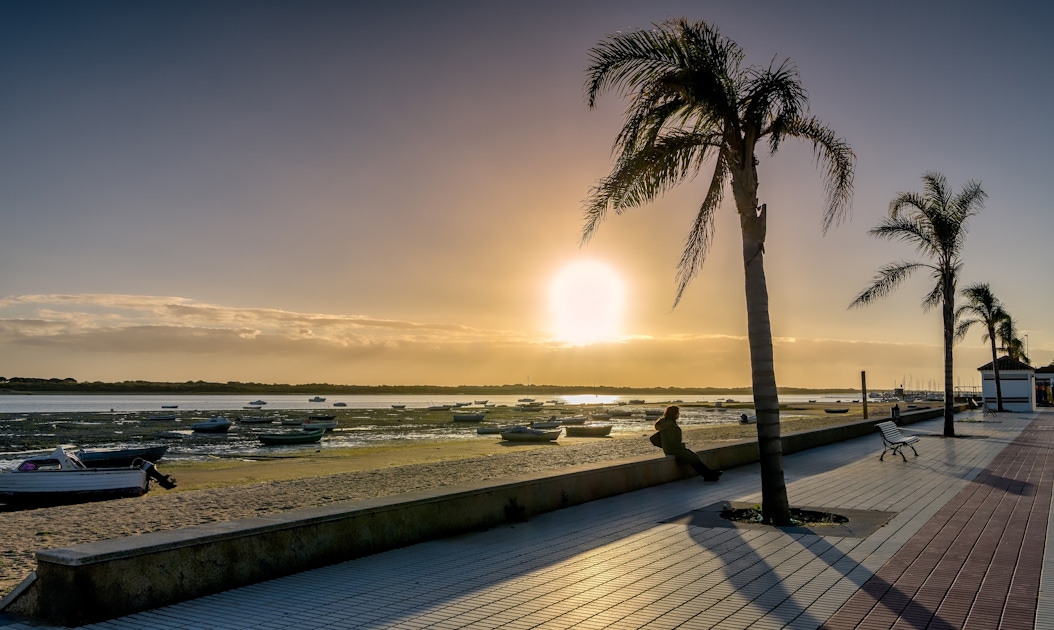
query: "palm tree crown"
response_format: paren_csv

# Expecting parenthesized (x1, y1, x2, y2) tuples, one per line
(583, 18, 854, 302)
(851, 172, 986, 436)
(584, 18, 854, 525)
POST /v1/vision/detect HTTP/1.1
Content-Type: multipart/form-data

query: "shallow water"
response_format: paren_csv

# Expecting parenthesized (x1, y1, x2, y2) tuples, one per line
(0, 393, 838, 468)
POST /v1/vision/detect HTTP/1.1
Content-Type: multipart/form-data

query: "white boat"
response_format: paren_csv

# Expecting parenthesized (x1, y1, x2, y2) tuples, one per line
(0, 447, 176, 504)
(740, 413, 757, 424)
(190, 417, 232, 433)
(302, 418, 338, 430)
(309, 396, 326, 403)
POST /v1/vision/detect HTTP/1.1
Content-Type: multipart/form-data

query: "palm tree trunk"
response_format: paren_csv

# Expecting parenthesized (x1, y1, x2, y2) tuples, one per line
(989, 333, 1004, 412)
(735, 186, 790, 525)
(942, 279, 955, 437)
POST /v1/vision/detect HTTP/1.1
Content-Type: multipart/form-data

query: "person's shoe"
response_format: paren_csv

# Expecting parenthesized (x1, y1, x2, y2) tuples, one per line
(703, 471, 722, 482)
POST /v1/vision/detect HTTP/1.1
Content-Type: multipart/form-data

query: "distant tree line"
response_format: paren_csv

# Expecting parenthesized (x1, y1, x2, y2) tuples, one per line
(0, 377, 853, 396)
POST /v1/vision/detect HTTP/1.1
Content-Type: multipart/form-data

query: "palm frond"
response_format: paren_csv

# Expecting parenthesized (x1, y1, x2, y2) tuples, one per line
(849, 261, 927, 308)
(581, 130, 719, 243)
(673, 149, 729, 305)
(775, 116, 855, 232)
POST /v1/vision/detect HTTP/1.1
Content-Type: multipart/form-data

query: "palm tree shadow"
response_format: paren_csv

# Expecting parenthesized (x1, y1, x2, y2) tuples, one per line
(681, 519, 958, 628)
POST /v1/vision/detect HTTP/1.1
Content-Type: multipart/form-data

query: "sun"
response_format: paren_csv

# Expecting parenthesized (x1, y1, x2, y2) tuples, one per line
(549, 260, 625, 345)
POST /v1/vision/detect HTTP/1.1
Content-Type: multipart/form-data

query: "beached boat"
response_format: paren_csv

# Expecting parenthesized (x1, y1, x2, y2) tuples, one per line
(302, 417, 338, 430)
(391, 404, 406, 410)
(426, 405, 452, 411)
(739, 413, 757, 424)
(146, 414, 178, 421)
(190, 417, 232, 433)
(588, 412, 612, 421)
(476, 426, 513, 435)
(824, 408, 850, 414)
(258, 428, 326, 446)
(333, 402, 347, 407)
(643, 409, 664, 418)
(281, 417, 305, 426)
(0, 447, 176, 505)
(564, 424, 612, 438)
(160, 405, 179, 409)
(452, 412, 486, 421)
(559, 415, 587, 425)
(528, 420, 561, 429)
(609, 409, 633, 418)
(627, 399, 645, 404)
(74, 445, 168, 468)
(517, 398, 536, 403)
(309, 396, 326, 403)
(474, 400, 489, 405)
(500, 427, 561, 443)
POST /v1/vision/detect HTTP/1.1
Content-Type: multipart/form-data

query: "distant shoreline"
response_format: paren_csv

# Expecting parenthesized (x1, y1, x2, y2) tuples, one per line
(0, 379, 857, 396)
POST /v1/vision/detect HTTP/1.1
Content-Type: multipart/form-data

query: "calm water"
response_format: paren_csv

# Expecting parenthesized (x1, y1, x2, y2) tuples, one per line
(0, 392, 853, 469)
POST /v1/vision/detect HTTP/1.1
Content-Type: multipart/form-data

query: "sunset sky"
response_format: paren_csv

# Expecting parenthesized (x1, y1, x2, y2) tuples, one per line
(1, 1, 1051, 391)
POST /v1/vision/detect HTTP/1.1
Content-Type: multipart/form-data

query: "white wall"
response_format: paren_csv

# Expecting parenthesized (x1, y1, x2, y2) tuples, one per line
(981, 370, 1035, 412)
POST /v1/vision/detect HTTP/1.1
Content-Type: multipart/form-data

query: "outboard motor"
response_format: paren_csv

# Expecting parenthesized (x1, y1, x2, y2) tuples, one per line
(141, 461, 178, 490)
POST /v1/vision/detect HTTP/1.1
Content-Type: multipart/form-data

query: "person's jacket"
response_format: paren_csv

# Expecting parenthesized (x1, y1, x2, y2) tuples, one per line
(654, 416, 683, 456)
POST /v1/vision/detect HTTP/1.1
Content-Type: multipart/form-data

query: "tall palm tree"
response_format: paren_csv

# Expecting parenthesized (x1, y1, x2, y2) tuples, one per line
(583, 19, 854, 525)
(850, 172, 986, 437)
(955, 283, 1009, 411)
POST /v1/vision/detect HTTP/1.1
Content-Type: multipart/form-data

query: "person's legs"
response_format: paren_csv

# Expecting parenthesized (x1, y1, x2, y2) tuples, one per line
(676, 446, 722, 481)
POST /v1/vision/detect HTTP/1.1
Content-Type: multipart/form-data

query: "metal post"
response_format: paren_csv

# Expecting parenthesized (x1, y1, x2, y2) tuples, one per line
(861, 371, 868, 419)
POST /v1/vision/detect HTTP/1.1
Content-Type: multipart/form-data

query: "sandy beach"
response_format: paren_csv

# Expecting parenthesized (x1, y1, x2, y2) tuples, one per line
(0, 406, 894, 597)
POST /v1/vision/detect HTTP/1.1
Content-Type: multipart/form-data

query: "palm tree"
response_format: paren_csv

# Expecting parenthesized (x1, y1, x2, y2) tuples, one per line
(997, 315, 1028, 364)
(850, 172, 986, 437)
(955, 283, 1009, 411)
(583, 19, 854, 525)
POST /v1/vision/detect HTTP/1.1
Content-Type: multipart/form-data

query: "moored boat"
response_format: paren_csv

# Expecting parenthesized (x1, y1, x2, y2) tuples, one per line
(529, 419, 561, 429)
(0, 447, 176, 505)
(238, 416, 276, 424)
(190, 417, 232, 433)
(824, 408, 850, 414)
(74, 445, 168, 468)
(146, 414, 178, 421)
(500, 427, 561, 442)
(302, 417, 338, 430)
(564, 424, 612, 437)
(588, 412, 612, 421)
(309, 396, 326, 402)
(160, 405, 179, 409)
(249, 400, 267, 406)
(258, 428, 326, 446)
(452, 412, 486, 421)
(476, 425, 513, 435)
(333, 402, 347, 407)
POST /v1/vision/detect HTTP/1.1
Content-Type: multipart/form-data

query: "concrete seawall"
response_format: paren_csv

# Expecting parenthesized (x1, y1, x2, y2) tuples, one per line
(2, 406, 955, 626)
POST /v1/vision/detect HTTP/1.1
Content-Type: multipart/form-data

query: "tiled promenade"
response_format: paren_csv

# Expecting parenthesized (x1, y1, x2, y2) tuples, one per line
(4, 408, 1051, 629)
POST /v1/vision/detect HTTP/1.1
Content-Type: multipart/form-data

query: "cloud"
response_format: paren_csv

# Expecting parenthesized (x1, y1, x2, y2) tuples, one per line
(0, 294, 989, 389)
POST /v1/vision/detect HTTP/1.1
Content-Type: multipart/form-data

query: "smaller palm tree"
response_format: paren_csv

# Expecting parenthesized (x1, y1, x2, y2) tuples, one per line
(850, 172, 986, 437)
(955, 283, 1009, 411)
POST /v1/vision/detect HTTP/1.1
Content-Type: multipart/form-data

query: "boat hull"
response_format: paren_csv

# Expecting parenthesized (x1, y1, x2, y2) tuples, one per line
(564, 424, 612, 437)
(75, 446, 168, 468)
(259, 429, 326, 446)
(0, 468, 149, 503)
(500, 429, 561, 443)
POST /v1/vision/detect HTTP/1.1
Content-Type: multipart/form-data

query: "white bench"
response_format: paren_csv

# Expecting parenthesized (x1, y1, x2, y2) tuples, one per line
(875, 421, 920, 462)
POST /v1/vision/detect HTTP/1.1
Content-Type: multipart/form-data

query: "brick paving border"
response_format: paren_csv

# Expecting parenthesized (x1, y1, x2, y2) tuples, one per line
(822, 414, 1054, 629)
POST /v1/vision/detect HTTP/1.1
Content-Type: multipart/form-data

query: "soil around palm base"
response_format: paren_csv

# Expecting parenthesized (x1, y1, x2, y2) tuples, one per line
(721, 505, 849, 527)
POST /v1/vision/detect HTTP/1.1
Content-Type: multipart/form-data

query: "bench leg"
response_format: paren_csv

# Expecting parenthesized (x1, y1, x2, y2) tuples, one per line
(908, 444, 918, 457)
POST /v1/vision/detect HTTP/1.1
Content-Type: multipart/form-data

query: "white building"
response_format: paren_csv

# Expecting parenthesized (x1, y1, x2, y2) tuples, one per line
(977, 356, 1035, 412)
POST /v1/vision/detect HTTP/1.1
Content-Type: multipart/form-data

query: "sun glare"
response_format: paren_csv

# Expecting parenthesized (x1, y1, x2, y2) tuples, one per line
(549, 260, 625, 345)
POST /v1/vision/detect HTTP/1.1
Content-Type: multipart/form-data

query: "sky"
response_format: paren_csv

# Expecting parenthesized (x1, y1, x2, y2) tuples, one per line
(1, 0, 1051, 391)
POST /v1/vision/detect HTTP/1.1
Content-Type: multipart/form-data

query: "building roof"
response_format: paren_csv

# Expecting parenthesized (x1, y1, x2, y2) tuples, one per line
(1035, 364, 1054, 374)
(977, 356, 1035, 372)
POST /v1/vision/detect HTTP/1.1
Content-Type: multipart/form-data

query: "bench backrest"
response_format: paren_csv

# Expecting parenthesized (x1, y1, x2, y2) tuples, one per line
(875, 421, 903, 440)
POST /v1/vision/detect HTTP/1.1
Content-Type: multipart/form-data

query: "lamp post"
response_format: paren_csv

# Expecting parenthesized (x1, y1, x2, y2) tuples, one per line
(1025, 334, 1029, 361)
